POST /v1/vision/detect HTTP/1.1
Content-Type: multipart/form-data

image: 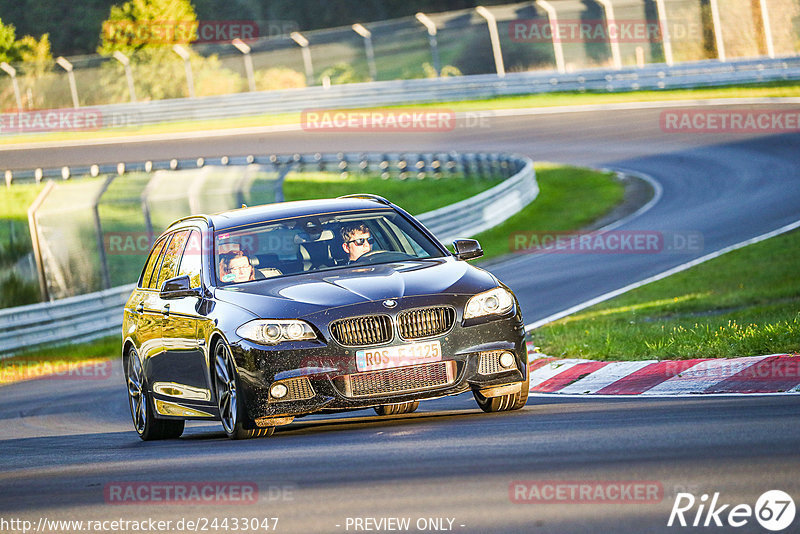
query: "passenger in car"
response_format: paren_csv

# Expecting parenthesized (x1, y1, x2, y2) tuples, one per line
(227, 251, 256, 282)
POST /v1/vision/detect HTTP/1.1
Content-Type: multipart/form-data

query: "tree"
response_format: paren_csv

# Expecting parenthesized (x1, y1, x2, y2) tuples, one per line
(15, 34, 53, 75)
(97, 0, 198, 101)
(97, 0, 257, 101)
(0, 17, 52, 67)
(0, 18, 16, 62)
(98, 0, 198, 57)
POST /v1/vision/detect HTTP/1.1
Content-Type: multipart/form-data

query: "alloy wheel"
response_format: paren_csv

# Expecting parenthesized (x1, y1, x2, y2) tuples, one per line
(126, 348, 146, 434)
(215, 344, 238, 435)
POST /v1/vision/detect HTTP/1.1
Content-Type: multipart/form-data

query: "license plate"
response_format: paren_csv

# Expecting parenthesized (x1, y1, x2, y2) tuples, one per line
(356, 340, 442, 372)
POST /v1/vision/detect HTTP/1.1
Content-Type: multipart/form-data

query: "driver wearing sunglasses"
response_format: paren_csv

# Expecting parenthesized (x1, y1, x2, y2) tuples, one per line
(341, 223, 374, 263)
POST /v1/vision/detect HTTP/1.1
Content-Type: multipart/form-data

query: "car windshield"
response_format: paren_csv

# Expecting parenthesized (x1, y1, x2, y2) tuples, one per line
(214, 209, 446, 284)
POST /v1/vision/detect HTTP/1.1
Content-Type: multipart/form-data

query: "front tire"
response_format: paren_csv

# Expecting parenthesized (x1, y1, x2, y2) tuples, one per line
(473, 373, 530, 413)
(374, 400, 419, 416)
(214, 342, 274, 440)
(125, 346, 184, 440)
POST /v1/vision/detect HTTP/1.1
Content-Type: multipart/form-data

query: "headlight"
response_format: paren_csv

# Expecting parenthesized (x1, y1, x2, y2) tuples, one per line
(464, 287, 514, 319)
(236, 320, 317, 345)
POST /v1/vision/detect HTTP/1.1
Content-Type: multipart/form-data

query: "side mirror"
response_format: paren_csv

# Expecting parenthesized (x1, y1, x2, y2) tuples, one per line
(160, 275, 201, 299)
(453, 239, 483, 261)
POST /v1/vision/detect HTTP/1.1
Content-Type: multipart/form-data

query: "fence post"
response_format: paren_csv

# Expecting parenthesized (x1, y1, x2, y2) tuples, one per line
(56, 57, 80, 109)
(27, 181, 56, 301)
(476, 6, 506, 77)
(654, 0, 674, 66)
(352, 24, 378, 81)
(140, 172, 157, 243)
(93, 175, 116, 290)
(0, 62, 23, 110)
(708, 0, 726, 61)
(758, 0, 775, 58)
(274, 161, 295, 203)
(596, 0, 623, 69)
(535, 0, 567, 73)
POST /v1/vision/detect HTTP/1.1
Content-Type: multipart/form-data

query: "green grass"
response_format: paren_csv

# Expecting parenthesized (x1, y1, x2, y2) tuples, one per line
(2, 80, 798, 146)
(283, 171, 501, 216)
(474, 163, 625, 261)
(0, 182, 43, 260)
(0, 182, 45, 307)
(533, 229, 800, 360)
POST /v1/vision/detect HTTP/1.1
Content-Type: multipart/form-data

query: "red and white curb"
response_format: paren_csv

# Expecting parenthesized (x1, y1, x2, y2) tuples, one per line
(524, 345, 800, 395)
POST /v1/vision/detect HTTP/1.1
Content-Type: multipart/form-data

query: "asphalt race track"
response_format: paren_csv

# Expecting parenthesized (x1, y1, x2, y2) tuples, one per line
(2, 102, 799, 533)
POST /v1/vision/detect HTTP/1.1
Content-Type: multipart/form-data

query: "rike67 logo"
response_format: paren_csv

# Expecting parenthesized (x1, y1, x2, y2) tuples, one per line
(668, 490, 795, 531)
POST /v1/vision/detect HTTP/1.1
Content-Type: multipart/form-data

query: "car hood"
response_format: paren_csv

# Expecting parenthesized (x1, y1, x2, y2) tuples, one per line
(213, 258, 497, 318)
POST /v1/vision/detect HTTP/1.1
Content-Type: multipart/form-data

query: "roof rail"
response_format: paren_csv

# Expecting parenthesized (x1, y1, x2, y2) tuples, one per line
(337, 194, 392, 206)
(166, 214, 211, 228)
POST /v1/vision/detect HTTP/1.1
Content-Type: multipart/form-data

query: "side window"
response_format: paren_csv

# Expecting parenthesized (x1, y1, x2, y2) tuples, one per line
(140, 237, 167, 289)
(147, 235, 172, 290)
(178, 230, 202, 288)
(155, 231, 190, 291)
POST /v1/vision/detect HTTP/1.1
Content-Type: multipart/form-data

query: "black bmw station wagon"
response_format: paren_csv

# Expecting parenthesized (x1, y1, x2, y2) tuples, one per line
(122, 195, 529, 440)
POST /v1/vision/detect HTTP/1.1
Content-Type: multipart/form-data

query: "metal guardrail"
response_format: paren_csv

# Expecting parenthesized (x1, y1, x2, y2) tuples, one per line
(2, 56, 797, 135)
(0, 284, 136, 359)
(418, 155, 536, 243)
(0, 151, 535, 357)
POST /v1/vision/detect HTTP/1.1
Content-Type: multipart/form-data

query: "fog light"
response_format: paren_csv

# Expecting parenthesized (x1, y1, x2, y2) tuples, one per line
(270, 383, 288, 399)
(499, 351, 515, 369)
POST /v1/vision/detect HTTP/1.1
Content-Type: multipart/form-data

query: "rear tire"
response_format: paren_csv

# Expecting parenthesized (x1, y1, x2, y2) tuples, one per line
(125, 346, 185, 440)
(214, 341, 274, 440)
(473, 373, 530, 413)
(374, 400, 419, 416)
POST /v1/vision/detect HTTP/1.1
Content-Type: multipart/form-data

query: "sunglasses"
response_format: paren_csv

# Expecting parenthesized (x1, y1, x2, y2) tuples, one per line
(346, 237, 374, 246)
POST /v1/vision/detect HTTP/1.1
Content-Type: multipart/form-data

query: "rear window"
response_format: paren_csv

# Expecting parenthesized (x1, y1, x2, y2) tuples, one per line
(155, 230, 190, 291)
(140, 237, 167, 289)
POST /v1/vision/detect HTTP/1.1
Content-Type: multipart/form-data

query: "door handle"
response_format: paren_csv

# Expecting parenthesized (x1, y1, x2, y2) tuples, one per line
(161, 304, 170, 317)
(135, 303, 144, 314)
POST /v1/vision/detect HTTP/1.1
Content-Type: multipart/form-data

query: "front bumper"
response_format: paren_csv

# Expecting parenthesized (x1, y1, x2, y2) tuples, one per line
(229, 298, 527, 421)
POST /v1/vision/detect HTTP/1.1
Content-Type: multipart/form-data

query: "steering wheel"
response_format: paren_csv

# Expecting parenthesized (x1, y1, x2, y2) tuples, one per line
(353, 250, 413, 264)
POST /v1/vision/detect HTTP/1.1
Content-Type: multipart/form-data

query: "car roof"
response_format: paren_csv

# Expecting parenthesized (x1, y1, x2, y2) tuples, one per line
(170, 197, 398, 232)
